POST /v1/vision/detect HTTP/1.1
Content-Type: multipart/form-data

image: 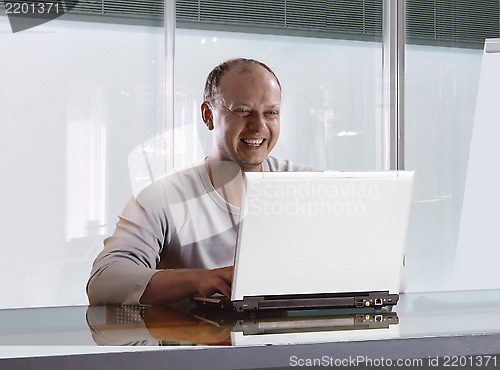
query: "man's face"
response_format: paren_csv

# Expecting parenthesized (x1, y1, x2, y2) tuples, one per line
(204, 65, 281, 172)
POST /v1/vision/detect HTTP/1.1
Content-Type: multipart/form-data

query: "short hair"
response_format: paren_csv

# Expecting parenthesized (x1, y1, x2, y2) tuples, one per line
(203, 58, 281, 107)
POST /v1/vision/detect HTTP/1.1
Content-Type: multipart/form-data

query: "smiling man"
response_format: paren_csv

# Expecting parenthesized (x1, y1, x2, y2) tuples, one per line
(202, 59, 281, 172)
(87, 58, 314, 305)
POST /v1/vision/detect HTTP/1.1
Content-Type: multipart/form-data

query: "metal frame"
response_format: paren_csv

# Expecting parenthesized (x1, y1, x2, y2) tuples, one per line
(165, 0, 175, 170)
(383, 0, 405, 170)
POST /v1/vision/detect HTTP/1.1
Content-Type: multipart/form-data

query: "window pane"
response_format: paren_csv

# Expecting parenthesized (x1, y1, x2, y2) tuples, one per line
(404, 0, 499, 291)
(0, 17, 163, 308)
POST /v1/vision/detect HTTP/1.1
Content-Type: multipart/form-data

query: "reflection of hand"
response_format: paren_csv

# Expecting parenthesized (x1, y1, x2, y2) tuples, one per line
(194, 266, 234, 297)
(143, 305, 231, 345)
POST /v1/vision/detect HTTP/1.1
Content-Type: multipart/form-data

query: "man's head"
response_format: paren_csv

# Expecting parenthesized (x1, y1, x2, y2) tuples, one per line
(201, 58, 281, 172)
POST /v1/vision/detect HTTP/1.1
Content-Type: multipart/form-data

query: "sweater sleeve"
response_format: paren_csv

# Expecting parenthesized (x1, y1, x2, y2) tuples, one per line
(87, 196, 169, 305)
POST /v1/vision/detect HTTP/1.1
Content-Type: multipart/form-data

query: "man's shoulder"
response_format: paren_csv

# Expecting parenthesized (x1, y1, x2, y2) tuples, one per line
(135, 158, 208, 209)
(152, 158, 206, 185)
(264, 156, 319, 172)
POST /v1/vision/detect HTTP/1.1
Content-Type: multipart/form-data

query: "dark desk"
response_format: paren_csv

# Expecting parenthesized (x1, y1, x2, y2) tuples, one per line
(1, 290, 500, 369)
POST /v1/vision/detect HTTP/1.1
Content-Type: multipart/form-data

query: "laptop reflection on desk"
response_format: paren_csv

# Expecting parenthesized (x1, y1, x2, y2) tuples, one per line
(192, 308, 400, 346)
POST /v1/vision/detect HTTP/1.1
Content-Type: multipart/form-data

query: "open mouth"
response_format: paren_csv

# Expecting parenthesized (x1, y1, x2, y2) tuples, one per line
(240, 138, 266, 147)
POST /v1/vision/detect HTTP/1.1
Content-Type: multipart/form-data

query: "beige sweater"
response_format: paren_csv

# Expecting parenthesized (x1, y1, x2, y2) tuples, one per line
(87, 157, 315, 305)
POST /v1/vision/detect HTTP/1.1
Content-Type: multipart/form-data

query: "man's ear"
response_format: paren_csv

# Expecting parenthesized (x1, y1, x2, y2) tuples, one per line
(201, 102, 214, 130)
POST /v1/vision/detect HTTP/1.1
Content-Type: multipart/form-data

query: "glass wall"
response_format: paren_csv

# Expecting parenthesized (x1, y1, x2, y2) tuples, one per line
(0, 16, 163, 308)
(404, 0, 499, 292)
(404, 45, 482, 291)
(2, 0, 498, 309)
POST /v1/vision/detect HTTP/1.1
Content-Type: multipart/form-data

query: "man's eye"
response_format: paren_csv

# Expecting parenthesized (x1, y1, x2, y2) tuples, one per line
(233, 108, 250, 115)
(267, 111, 279, 116)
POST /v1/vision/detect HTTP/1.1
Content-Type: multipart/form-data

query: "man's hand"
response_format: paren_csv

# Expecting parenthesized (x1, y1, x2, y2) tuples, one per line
(193, 266, 234, 297)
(140, 266, 234, 305)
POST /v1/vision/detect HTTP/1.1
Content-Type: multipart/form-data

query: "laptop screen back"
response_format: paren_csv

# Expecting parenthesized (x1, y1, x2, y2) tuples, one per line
(231, 171, 414, 301)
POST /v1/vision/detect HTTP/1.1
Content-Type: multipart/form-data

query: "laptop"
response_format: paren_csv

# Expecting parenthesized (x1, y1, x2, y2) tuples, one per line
(193, 171, 414, 312)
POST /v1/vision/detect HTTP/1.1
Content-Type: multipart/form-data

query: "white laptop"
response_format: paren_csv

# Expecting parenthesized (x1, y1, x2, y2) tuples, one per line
(195, 171, 414, 312)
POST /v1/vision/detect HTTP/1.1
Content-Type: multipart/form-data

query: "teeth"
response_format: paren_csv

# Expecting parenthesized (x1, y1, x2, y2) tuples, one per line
(241, 138, 264, 146)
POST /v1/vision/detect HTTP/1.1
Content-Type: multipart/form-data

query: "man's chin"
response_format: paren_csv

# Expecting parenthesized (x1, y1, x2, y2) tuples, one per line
(226, 148, 269, 170)
(235, 156, 266, 170)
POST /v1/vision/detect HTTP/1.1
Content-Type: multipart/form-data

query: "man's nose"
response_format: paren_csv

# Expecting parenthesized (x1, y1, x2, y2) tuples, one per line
(247, 113, 266, 131)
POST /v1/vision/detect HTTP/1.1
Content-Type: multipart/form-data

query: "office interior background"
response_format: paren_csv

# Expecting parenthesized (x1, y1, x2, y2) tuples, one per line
(0, 0, 499, 309)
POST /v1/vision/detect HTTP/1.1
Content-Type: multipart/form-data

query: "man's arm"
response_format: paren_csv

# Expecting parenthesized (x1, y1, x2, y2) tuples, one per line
(140, 266, 234, 305)
(87, 193, 169, 306)
(88, 162, 241, 306)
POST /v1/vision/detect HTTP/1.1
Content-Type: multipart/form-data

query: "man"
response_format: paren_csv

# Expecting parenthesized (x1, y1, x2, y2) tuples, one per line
(87, 58, 313, 305)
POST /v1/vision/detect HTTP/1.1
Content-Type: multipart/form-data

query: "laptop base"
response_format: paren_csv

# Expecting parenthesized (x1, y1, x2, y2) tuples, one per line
(193, 291, 398, 312)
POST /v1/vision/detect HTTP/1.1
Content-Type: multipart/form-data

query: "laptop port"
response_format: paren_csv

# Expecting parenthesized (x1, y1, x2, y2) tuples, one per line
(375, 315, 383, 322)
(374, 298, 383, 306)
